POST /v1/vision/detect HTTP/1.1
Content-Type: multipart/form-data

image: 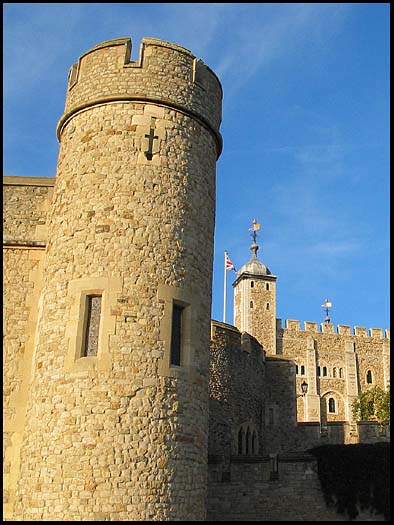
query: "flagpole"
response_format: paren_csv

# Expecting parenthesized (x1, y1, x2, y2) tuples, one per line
(223, 251, 227, 323)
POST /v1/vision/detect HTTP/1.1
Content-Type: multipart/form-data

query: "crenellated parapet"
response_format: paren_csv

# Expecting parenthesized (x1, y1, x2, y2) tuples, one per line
(277, 318, 390, 339)
(58, 37, 223, 156)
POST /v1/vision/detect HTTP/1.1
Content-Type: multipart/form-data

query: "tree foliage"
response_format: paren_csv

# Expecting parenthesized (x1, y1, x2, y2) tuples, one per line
(309, 443, 390, 521)
(352, 386, 390, 426)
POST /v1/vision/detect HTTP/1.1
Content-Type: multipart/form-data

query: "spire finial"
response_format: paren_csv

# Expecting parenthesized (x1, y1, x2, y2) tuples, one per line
(321, 298, 332, 324)
(248, 218, 261, 257)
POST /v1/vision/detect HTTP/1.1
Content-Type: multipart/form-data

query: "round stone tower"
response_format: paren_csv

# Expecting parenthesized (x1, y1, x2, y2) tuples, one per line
(16, 37, 222, 521)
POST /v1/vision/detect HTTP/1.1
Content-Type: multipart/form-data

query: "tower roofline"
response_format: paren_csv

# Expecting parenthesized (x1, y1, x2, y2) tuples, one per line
(232, 272, 277, 287)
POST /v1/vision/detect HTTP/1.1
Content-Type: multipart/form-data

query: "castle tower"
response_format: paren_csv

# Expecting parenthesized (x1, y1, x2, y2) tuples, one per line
(233, 221, 277, 354)
(15, 37, 222, 521)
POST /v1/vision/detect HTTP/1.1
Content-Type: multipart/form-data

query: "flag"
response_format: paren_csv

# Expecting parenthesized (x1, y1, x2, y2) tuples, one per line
(225, 252, 236, 272)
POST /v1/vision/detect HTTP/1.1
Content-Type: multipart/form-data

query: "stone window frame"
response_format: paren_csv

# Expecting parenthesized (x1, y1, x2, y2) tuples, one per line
(267, 406, 276, 426)
(328, 397, 336, 414)
(366, 369, 374, 384)
(64, 276, 122, 373)
(157, 284, 195, 378)
(332, 366, 344, 379)
(237, 422, 259, 455)
(81, 294, 103, 357)
(321, 390, 345, 418)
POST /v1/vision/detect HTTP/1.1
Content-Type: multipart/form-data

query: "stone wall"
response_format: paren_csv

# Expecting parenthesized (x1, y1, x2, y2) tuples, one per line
(3, 177, 53, 518)
(207, 456, 385, 521)
(3, 177, 54, 243)
(209, 321, 265, 461)
(3, 247, 45, 518)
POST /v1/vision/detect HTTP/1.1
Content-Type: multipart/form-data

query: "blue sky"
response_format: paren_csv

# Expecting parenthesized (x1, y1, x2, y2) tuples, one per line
(3, 3, 390, 331)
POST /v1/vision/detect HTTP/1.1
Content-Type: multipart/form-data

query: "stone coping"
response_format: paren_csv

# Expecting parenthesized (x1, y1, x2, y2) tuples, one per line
(3, 176, 55, 186)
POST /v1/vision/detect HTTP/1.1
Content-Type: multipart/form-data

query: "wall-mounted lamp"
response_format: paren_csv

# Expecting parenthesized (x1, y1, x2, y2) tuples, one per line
(297, 380, 308, 397)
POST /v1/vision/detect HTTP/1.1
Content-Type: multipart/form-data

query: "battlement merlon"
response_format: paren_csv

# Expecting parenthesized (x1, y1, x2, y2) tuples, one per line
(276, 319, 390, 339)
(58, 37, 223, 157)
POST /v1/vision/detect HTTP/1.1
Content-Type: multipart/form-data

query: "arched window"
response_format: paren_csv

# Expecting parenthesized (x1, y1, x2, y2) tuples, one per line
(323, 366, 327, 377)
(328, 397, 336, 413)
(252, 431, 257, 455)
(238, 424, 258, 455)
(366, 370, 373, 384)
(238, 428, 244, 454)
(317, 366, 321, 377)
(295, 364, 299, 375)
(250, 300, 254, 309)
(339, 368, 343, 378)
(300, 365, 305, 376)
(251, 281, 254, 288)
(333, 367, 337, 378)
(245, 427, 250, 454)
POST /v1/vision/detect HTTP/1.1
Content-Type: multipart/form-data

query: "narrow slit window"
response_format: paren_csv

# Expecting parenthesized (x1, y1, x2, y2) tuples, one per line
(251, 281, 254, 288)
(170, 303, 184, 366)
(266, 283, 270, 291)
(266, 303, 270, 310)
(82, 295, 102, 357)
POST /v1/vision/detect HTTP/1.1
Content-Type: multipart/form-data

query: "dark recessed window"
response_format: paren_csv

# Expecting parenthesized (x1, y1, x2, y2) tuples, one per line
(170, 303, 184, 366)
(251, 281, 254, 288)
(328, 397, 336, 413)
(266, 283, 270, 291)
(82, 295, 102, 357)
(366, 370, 373, 384)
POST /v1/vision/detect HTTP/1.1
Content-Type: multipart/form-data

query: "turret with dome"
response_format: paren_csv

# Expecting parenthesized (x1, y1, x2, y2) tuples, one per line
(233, 219, 278, 355)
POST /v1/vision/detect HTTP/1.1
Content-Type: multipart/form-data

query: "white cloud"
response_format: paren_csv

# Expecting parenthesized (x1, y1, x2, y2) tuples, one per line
(213, 3, 348, 101)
